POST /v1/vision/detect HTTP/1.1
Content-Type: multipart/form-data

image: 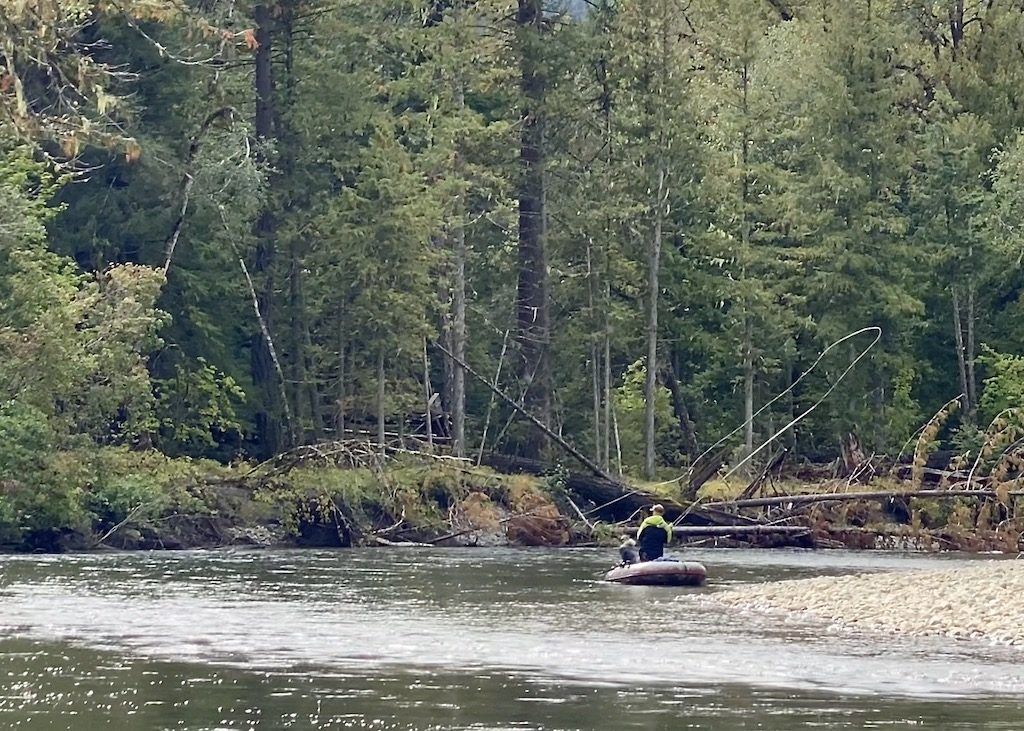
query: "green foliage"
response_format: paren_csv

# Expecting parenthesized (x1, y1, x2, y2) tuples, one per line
(6, 0, 1024, 521)
(886, 367, 924, 452)
(80, 448, 215, 529)
(0, 402, 56, 478)
(259, 460, 479, 537)
(155, 358, 246, 455)
(613, 360, 681, 473)
(978, 346, 1024, 421)
(980, 132, 1024, 259)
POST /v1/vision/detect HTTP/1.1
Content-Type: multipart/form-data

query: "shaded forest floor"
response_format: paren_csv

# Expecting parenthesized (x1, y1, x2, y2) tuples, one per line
(3, 446, 1020, 555)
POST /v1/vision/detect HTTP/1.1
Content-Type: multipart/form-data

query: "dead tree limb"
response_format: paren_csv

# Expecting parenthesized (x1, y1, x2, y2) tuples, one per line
(737, 447, 787, 501)
(239, 255, 296, 442)
(436, 342, 613, 482)
(163, 106, 239, 275)
(704, 489, 1014, 511)
(618, 524, 809, 537)
(683, 447, 728, 500)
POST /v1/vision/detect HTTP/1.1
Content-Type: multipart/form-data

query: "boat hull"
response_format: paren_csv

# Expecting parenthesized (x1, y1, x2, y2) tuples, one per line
(603, 560, 707, 587)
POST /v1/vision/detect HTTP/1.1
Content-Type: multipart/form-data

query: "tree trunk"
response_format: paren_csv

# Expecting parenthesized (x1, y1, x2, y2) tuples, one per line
(335, 324, 346, 438)
(239, 256, 293, 444)
(304, 320, 323, 439)
(740, 53, 755, 467)
(952, 288, 970, 414)
(423, 339, 434, 453)
(446, 43, 468, 458)
(450, 215, 467, 456)
(251, 2, 282, 455)
(743, 316, 755, 458)
(603, 310, 612, 471)
(644, 166, 665, 480)
(289, 250, 306, 442)
(377, 348, 386, 452)
(515, 0, 550, 456)
(612, 397, 623, 476)
(587, 237, 601, 464)
(597, 11, 614, 473)
(966, 282, 977, 417)
(476, 330, 510, 464)
(438, 250, 455, 440)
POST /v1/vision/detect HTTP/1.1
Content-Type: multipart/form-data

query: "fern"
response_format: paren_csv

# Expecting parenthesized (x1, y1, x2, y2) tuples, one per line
(966, 410, 1024, 491)
(910, 397, 960, 491)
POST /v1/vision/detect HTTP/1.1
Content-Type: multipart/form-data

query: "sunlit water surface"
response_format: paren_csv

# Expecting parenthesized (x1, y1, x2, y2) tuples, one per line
(1, 547, 1023, 729)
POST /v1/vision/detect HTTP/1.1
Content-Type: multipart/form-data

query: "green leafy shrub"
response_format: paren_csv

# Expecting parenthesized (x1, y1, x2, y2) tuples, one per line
(613, 359, 682, 474)
(0, 402, 86, 545)
(979, 345, 1024, 421)
(154, 357, 246, 457)
(0, 401, 55, 477)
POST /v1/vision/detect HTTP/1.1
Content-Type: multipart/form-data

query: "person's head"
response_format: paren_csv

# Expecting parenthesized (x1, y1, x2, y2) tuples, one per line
(651, 504, 664, 516)
(619, 536, 636, 547)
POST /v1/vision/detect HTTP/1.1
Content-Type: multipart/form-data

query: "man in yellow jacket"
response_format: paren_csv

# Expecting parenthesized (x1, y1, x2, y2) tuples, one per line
(636, 504, 672, 561)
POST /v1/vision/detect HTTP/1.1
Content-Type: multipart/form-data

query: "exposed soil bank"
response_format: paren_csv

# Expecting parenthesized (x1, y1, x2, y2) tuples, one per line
(3, 448, 1021, 554)
(715, 561, 1024, 645)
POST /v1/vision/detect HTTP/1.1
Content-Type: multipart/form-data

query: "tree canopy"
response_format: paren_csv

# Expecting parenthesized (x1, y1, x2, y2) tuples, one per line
(4, 0, 1024, 480)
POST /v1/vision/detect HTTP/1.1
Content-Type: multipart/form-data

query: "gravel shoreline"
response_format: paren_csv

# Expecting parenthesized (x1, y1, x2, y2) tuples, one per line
(715, 560, 1024, 645)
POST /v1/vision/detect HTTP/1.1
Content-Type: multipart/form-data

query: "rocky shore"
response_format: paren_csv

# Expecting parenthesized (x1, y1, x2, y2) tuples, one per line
(715, 560, 1024, 645)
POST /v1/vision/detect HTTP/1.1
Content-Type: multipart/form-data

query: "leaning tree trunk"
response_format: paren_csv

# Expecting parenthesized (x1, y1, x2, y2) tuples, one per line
(662, 359, 699, 457)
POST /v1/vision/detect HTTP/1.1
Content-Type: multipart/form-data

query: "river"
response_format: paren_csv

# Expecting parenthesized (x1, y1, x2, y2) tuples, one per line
(1, 547, 1023, 729)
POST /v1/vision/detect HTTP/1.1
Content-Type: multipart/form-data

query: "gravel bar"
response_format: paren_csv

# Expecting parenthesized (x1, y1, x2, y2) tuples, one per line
(715, 560, 1024, 645)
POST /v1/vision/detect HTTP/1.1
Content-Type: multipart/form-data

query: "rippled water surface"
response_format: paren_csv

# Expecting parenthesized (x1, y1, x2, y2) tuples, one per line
(1, 547, 1023, 729)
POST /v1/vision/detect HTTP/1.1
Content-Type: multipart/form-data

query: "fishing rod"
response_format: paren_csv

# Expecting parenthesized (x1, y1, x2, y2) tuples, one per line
(670, 326, 883, 526)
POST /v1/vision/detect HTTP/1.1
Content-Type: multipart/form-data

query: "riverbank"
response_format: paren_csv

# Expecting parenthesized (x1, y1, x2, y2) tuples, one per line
(715, 560, 1024, 646)
(2, 445, 1022, 554)
(0, 446, 575, 552)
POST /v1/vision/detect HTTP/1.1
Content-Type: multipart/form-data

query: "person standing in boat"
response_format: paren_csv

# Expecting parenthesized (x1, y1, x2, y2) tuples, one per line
(636, 504, 672, 561)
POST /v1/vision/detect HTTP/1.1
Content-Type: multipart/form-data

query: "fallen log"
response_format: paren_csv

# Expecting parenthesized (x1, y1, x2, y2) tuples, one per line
(892, 465, 973, 483)
(618, 525, 810, 537)
(703, 488, 1016, 511)
(480, 452, 754, 527)
(672, 525, 809, 536)
(563, 472, 758, 526)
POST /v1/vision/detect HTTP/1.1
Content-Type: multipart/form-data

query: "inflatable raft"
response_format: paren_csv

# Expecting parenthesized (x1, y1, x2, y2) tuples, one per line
(604, 559, 707, 587)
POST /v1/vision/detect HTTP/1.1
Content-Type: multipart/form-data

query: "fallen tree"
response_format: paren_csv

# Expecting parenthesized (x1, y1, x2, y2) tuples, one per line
(703, 488, 1018, 511)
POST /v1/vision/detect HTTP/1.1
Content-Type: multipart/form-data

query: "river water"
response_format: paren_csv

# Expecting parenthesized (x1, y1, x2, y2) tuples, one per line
(1, 547, 1023, 730)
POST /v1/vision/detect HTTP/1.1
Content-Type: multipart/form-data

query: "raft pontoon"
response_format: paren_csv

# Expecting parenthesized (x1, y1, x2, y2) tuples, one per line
(603, 558, 707, 587)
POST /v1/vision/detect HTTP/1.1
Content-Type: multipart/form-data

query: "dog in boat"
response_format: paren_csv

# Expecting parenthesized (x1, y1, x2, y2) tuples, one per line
(618, 536, 640, 565)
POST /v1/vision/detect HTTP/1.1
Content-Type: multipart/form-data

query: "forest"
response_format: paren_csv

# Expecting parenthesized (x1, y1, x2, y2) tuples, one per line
(3, 0, 1024, 548)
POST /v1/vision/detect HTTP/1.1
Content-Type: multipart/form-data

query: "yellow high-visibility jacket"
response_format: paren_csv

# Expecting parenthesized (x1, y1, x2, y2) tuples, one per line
(636, 514, 672, 542)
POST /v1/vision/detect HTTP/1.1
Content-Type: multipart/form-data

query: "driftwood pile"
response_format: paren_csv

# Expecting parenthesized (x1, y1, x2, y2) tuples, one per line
(445, 345, 1024, 550)
(478, 451, 1024, 550)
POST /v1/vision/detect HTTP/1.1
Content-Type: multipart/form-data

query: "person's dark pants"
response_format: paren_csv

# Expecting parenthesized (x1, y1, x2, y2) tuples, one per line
(638, 546, 664, 561)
